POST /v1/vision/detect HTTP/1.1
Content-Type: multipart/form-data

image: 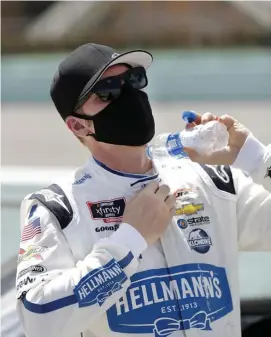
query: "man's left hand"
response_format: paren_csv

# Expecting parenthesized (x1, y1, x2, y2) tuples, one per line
(184, 112, 250, 165)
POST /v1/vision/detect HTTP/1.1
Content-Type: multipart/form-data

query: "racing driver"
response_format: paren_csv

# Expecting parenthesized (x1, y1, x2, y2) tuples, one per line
(16, 43, 271, 337)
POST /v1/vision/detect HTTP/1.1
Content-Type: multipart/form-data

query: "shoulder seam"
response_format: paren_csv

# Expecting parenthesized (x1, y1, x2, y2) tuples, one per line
(28, 184, 74, 230)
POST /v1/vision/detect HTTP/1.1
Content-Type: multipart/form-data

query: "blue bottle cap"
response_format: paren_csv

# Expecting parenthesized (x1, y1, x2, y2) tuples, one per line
(182, 111, 198, 124)
(146, 145, 153, 159)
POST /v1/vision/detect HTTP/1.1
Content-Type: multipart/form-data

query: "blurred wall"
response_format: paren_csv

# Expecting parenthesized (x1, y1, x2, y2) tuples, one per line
(2, 1, 270, 52)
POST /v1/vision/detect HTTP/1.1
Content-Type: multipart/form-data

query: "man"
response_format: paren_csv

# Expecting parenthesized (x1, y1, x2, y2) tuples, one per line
(16, 43, 271, 337)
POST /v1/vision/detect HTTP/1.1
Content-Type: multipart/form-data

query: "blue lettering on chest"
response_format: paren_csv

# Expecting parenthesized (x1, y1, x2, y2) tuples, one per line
(106, 263, 233, 335)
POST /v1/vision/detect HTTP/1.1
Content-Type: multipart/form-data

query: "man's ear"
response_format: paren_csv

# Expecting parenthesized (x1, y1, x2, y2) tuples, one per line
(65, 116, 90, 136)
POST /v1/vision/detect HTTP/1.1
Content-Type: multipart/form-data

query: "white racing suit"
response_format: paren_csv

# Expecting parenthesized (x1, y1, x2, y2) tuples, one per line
(16, 134, 271, 337)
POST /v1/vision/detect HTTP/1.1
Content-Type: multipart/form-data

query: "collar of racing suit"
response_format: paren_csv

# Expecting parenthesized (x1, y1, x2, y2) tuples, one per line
(85, 156, 161, 191)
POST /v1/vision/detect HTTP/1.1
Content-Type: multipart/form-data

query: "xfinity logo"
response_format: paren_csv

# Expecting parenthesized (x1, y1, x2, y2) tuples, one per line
(87, 198, 125, 223)
(96, 205, 119, 217)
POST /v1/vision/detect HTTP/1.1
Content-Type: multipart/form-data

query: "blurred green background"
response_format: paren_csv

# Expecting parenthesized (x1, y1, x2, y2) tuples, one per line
(1, 2, 271, 337)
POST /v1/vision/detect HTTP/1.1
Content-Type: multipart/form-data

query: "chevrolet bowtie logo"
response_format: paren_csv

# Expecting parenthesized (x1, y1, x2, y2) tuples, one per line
(175, 203, 204, 216)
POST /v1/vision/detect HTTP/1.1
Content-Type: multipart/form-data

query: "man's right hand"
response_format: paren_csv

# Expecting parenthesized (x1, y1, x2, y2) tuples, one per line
(122, 182, 176, 245)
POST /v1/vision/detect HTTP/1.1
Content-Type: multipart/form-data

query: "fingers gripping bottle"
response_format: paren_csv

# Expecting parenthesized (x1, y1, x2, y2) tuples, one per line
(147, 111, 229, 159)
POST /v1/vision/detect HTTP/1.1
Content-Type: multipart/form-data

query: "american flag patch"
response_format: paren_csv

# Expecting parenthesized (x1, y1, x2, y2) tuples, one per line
(21, 218, 41, 242)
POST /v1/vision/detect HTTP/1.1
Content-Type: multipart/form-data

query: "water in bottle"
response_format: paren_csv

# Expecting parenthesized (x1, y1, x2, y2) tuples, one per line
(147, 111, 229, 159)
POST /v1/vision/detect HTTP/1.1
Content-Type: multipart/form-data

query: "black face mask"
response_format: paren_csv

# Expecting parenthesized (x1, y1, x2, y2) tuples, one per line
(74, 84, 155, 146)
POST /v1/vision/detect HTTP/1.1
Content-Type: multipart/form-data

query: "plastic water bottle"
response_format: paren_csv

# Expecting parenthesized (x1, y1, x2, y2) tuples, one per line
(147, 111, 229, 159)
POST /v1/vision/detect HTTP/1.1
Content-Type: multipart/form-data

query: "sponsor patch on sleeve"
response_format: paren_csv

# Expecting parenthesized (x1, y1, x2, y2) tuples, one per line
(74, 259, 127, 307)
(21, 217, 42, 242)
(17, 265, 47, 279)
(16, 271, 50, 299)
(18, 245, 48, 264)
(16, 275, 41, 299)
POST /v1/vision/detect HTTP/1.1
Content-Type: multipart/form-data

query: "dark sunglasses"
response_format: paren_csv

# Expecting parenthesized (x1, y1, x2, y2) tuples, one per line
(87, 66, 148, 104)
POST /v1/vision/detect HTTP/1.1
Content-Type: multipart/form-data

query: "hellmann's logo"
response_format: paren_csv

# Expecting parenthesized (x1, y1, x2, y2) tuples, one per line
(74, 259, 127, 307)
(107, 263, 233, 334)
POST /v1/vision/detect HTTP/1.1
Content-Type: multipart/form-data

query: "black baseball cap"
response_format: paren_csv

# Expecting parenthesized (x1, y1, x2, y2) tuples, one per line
(50, 43, 153, 120)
